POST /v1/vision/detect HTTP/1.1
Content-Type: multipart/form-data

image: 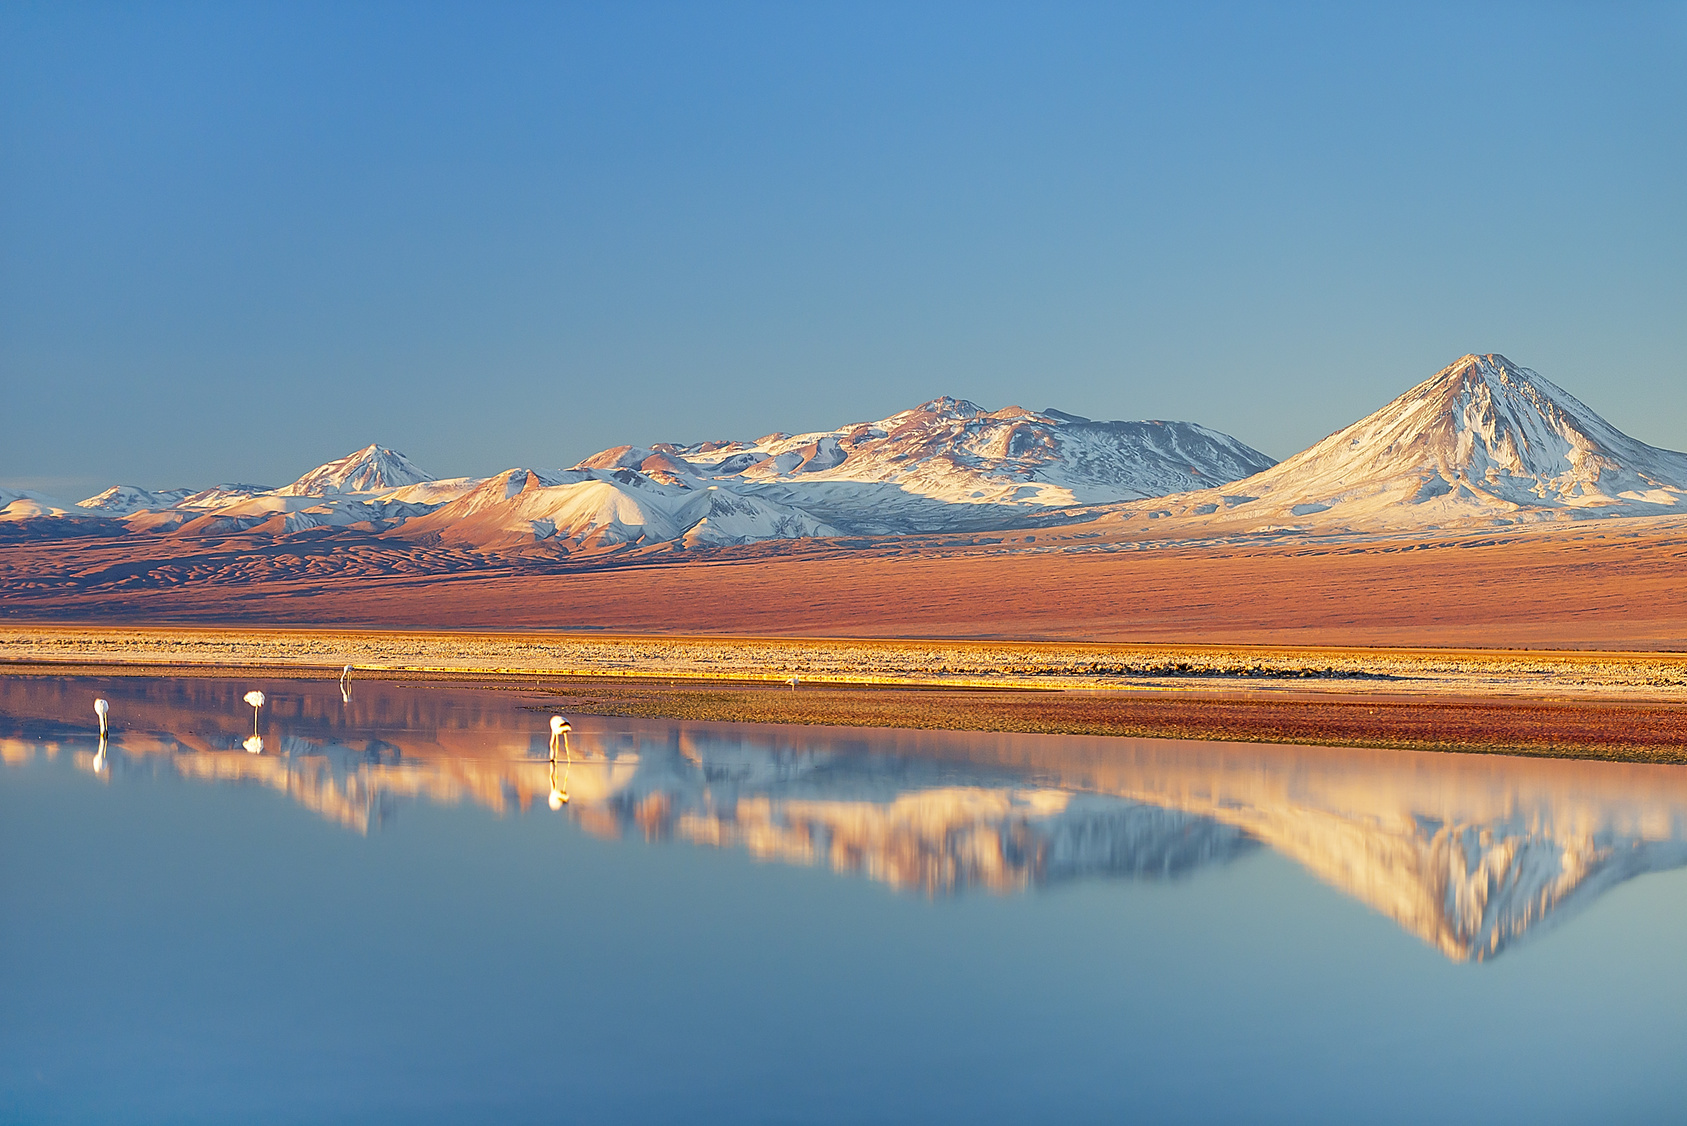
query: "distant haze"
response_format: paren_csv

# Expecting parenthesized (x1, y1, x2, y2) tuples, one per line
(2, 3, 1683, 499)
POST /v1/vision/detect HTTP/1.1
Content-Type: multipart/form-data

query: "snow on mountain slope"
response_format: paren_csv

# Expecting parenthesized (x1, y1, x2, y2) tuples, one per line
(0, 488, 75, 522)
(276, 444, 435, 496)
(1129, 354, 1687, 533)
(572, 397, 1276, 535)
(14, 403, 1271, 548)
(675, 485, 839, 546)
(29, 365, 1679, 550)
(163, 488, 461, 537)
(676, 396, 1272, 501)
(109, 452, 459, 537)
(63, 448, 473, 535)
(78, 485, 194, 516)
(369, 392, 1271, 550)
(368, 477, 483, 506)
(389, 467, 837, 550)
(176, 484, 276, 510)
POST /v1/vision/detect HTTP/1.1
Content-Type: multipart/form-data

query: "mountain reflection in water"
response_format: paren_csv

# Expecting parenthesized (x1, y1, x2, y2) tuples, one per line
(4, 675, 1687, 963)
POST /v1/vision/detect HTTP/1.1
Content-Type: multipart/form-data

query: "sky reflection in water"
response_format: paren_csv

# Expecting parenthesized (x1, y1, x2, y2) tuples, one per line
(4, 676, 1687, 1124)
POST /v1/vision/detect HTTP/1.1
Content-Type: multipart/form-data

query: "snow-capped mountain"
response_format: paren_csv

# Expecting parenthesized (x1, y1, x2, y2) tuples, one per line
(67, 449, 476, 538)
(78, 485, 196, 516)
(379, 398, 1274, 548)
(1132, 354, 1687, 533)
(276, 444, 435, 496)
(669, 396, 1274, 500)
(389, 467, 837, 550)
(175, 484, 276, 510)
(0, 487, 75, 522)
(597, 397, 1276, 534)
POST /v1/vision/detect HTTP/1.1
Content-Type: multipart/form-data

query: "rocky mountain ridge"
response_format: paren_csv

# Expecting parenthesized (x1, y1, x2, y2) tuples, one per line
(3, 399, 1279, 550)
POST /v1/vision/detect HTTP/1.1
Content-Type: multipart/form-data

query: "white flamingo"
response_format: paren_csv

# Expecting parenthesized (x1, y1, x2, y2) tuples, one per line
(91, 698, 111, 773)
(548, 716, 571, 809)
(243, 690, 266, 753)
(340, 665, 353, 704)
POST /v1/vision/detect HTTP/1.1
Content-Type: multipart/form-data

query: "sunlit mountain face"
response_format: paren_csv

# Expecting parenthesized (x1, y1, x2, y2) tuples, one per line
(5, 676, 1687, 962)
(12, 356, 1687, 552)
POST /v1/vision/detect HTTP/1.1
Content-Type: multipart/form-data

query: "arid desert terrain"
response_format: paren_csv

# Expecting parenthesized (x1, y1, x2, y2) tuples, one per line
(4, 515, 1686, 648)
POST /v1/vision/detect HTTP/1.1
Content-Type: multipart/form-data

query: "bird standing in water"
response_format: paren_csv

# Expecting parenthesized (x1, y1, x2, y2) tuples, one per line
(243, 691, 266, 753)
(92, 699, 111, 773)
(244, 690, 266, 735)
(548, 716, 572, 809)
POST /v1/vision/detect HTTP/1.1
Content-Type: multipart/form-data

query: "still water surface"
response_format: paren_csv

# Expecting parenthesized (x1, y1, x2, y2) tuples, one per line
(4, 676, 1687, 1124)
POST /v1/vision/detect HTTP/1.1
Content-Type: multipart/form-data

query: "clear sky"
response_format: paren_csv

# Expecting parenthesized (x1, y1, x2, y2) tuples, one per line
(3, 2, 1684, 499)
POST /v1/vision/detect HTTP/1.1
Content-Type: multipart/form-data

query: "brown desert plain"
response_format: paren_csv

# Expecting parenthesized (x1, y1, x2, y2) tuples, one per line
(3, 512, 1686, 762)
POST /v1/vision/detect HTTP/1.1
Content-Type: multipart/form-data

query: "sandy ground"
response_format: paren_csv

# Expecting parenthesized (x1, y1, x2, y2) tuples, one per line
(3, 518, 1686, 648)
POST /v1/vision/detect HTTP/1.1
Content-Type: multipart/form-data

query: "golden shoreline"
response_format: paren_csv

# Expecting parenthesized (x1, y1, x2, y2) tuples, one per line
(4, 623, 1686, 693)
(3, 625, 1686, 763)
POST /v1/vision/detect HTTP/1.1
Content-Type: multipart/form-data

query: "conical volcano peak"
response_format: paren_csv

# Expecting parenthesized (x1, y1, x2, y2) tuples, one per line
(1447, 352, 1513, 387)
(1415, 353, 1588, 414)
(279, 444, 435, 496)
(1175, 353, 1687, 528)
(1395, 354, 1614, 461)
(1449, 351, 1517, 374)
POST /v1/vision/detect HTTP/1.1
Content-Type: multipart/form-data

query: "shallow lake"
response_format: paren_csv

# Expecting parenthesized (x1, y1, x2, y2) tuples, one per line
(4, 675, 1687, 1125)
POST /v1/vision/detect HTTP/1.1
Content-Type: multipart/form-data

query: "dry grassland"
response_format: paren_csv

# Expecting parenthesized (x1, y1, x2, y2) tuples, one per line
(4, 624, 1686, 697)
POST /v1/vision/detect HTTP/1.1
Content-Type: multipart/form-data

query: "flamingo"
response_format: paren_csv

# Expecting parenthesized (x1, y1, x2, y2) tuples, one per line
(91, 699, 111, 773)
(548, 716, 571, 808)
(244, 690, 265, 736)
(340, 665, 353, 703)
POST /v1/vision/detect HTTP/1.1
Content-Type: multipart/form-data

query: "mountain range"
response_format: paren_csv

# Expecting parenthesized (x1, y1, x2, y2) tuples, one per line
(4, 354, 1683, 552)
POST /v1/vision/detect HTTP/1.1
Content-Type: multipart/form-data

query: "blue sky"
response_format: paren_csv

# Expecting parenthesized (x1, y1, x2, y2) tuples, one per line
(3, 2, 1684, 497)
